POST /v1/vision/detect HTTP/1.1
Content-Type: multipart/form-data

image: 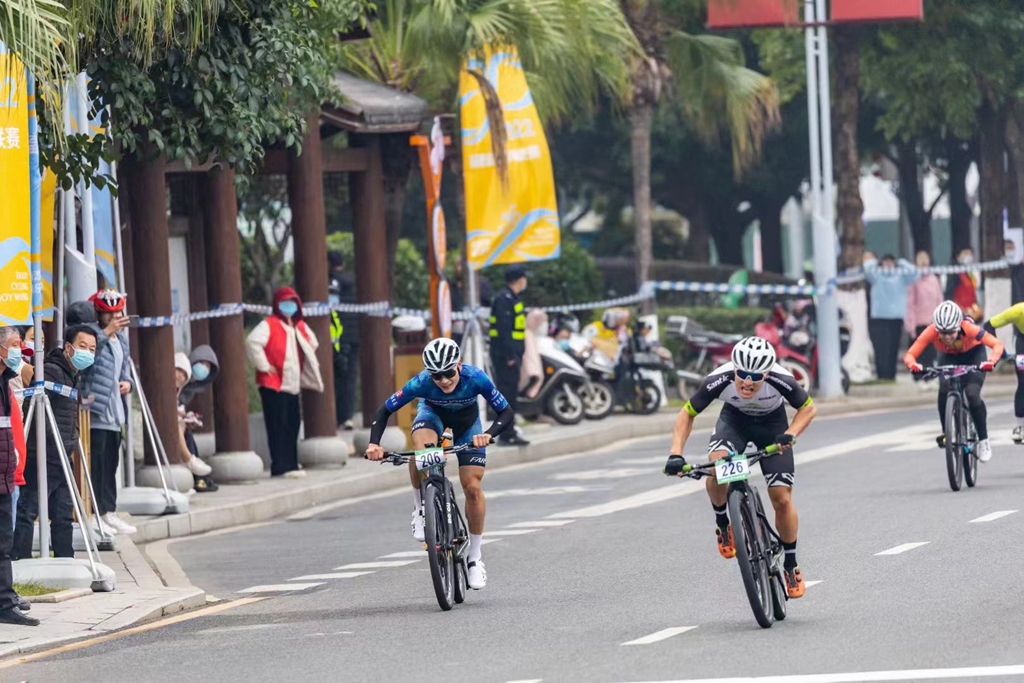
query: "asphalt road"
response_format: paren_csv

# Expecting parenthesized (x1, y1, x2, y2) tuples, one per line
(8, 401, 1024, 683)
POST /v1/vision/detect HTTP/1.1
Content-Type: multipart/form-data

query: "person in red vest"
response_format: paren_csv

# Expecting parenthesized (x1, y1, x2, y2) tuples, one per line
(945, 247, 982, 322)
(246, 287, 324, 477)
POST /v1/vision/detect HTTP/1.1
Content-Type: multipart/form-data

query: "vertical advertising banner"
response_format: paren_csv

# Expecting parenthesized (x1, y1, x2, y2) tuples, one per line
(38, 169, 56, 319)
(0, 46, 33, 325)
(460, 46, 561, 270)
(88, 94, 117, 288)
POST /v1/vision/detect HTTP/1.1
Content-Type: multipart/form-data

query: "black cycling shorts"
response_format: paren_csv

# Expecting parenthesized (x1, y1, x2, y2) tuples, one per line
(412, 404, 487, 468)
(707, 406, 794, 488)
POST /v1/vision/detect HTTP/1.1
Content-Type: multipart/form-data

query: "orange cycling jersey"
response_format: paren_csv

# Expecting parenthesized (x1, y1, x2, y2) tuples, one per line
(903, 320, 1004, 367)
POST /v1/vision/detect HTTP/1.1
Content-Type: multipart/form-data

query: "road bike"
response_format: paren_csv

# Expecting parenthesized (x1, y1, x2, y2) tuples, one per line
(917, 365, 984, 491)
(372, 443, 475, 611)
(675, 444, 791, 629)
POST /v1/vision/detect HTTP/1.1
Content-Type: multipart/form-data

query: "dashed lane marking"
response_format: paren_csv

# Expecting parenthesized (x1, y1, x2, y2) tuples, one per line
(874, 542, 930, 556)
(622, 626, 698, 646)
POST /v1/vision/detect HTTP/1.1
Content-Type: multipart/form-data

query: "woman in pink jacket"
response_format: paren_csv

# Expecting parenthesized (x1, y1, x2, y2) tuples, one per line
(904, 251, 944, 387)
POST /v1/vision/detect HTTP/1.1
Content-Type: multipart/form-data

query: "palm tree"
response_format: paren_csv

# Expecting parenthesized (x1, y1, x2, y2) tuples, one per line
(619, 0, 780, 293)
(339, 0, 638, 281)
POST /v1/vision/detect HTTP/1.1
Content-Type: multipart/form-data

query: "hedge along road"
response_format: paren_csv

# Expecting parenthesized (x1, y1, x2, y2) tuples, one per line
(6, 403, 1024, 683)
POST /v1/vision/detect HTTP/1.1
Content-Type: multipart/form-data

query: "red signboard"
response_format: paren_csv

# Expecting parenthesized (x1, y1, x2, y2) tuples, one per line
(831, 0, 923, 22)
(707, 0, 798, 29)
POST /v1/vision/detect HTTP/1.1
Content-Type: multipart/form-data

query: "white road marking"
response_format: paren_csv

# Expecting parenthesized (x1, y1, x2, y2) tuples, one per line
(333, 560, 420, 570)
(483, 529, 540, 537)
(506, 520, 575, 528)
(289, 572, 374, 580)
(488, 485, 610, 499)
(549, 424, 934, 520)
(379, 550, 428, 558)
(875, 542, 930, 556)
(550, 468, 651, 481)
(804, 580, 823, 588)
(481, 538, 502, 546)
(621, 626, 698, 646)
(970, 510, 1018, 523)
(611, 664, 1024, 682)
(505, 679, 543, 683)
(237, 583, 324, 593)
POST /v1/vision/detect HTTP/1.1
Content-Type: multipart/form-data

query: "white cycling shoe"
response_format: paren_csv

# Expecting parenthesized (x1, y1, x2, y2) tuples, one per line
(411, 509, 425, 542)
(1013, 426, 1023, 444)
(467, 560, 487, 590)
(977, 438, 993, 463)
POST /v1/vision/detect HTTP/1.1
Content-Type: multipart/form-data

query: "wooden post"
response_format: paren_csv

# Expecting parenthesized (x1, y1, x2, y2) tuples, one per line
(186, 177, 214, 431)
(287, 113, 337, 439)
(411, 131, 452, 340)
(350, 134, 394, 426)
(203, 167, 254, 453)
(124, 152, 180, 464)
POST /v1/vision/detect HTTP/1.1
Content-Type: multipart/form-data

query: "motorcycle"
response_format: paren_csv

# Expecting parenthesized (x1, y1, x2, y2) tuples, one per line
(665, 315, 743, 398)
(754, 302, 851, 394)
(516, 335, 590, 426)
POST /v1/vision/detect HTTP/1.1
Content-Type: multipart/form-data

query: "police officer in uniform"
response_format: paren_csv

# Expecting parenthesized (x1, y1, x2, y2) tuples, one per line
(489, 265, 530, 446)
(328, 252, 360, 430)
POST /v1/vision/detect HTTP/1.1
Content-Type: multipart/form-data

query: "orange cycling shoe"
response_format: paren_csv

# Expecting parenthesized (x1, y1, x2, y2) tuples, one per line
(785, 567, 806, 598)
(716, 526, 736, 559)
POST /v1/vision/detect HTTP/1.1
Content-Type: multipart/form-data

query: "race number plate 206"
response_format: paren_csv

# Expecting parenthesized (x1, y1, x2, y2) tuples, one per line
(414, 447, 446, 471)
(715, 455, 750, 484)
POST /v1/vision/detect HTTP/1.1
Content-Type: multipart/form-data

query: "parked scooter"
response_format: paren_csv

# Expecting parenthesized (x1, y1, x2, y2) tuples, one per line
(754, 302, 851, 394)
(517, 335, 590, 425)
(665, 315, 743, 398)
(551, 314, 617, 420)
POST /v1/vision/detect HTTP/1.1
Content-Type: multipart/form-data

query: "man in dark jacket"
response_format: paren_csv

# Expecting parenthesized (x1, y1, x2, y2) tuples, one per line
(13, 325, 97, 561)
(329, 253, 359, 430)
(489, 265, 530, 447)
(0, 326, 37, 626)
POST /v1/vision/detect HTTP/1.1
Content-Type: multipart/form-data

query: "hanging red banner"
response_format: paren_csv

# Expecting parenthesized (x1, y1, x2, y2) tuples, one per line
(707, 0, 797, 29)
(831, 0, 923, 22)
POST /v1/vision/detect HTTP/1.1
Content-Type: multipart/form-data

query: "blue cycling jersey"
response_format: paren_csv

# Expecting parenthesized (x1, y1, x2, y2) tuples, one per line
(385, 364, 509, 416)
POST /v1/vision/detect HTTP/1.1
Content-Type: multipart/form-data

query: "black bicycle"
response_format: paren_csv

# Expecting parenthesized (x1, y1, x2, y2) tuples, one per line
(371, 443, 475, 611)
(917, 364, 985, 491)
(673, 444, 791, 629)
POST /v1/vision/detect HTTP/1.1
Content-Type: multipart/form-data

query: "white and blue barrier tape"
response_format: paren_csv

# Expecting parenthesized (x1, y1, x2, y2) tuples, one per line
(16, 381, 79, 401)
(127, 258, 1011, 328)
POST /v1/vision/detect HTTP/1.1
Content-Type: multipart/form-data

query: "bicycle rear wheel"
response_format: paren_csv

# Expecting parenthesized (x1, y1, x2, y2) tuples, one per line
(944, 393, 964, 492)
(728, 485, 774, 628)
(424, 483, 454, 611)
(963, 404, 979, 488)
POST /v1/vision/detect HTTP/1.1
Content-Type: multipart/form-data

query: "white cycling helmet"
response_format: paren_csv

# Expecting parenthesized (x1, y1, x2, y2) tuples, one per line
(933, 300, 964, 333)
(731, 336, 777, 375)
(422, 337, 461, 373)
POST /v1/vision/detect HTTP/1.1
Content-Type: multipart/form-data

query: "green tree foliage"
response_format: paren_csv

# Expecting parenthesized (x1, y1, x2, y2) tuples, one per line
(326, 231, 430, 310)
(481, 236, 604, 308)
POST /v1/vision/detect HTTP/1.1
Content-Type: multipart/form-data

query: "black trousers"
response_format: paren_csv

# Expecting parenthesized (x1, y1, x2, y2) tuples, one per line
(490, 355, 520, 440)
(937, 347, 988, 439)
(913, 325, 938, 381)
(13, 462, 74, 560)
(334, 343, 359, 425)
(869, 318, 904, 380)
(0, 492, 16, 611)
(90, 429, 121, 515)
(1015, 333, 1024, 419)
(260, 387, 301, 476)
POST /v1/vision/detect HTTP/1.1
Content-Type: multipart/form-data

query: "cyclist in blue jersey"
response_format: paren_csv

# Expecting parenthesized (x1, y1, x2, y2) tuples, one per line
(366, 338, 515, 590)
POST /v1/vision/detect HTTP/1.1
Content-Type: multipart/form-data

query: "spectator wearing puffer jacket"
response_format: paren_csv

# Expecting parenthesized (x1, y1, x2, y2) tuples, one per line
(246, 287, 323, 478)
(77, 290, 136, 536)
(173, 352, 217, 492)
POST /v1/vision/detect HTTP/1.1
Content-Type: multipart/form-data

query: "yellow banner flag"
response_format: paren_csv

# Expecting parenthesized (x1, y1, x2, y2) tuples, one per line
(38, 169, 56, 319)
(460, 46, 560, 270)
(0, 48, 32, 325)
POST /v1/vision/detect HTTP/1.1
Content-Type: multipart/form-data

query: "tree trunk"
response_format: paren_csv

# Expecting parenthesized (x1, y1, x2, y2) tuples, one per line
(1004, 101, 1024, 260)
(757, 199, 785, 274)
(895, 139, 931, 256)
(947, 138, 973, 255)
(834, 27, 866, 271)
(380, 134, 414, 290)
(685, 201, 712, 263)
(629, 102, 655, 292)
(979, 102, 1008, 261)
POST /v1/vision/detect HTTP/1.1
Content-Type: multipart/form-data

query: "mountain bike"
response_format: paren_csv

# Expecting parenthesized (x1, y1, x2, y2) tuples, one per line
(372, 443, 476, 611)
(676, 444, 791, 629)
(917, 365, 984, 491)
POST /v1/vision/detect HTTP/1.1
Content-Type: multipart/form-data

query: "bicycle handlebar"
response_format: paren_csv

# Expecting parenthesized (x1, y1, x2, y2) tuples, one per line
(364, 441, 485, 465)
(914, 364, 985, 381)
(677, 442, 790, 480)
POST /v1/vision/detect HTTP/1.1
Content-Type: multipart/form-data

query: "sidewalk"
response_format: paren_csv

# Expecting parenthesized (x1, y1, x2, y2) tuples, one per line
(0, 536, 205, 659)
(129, 372, 1019, 544)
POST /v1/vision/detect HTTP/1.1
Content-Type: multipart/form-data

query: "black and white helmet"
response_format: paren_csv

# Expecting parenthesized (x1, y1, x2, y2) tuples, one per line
(933, 300, 964, 333)
(422, 337, 461, 373)
(731, 336, 777, 375)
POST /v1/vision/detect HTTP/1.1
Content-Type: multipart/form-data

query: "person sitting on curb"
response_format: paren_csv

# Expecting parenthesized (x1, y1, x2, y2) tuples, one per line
(178, 346, 220, 492)
(13, 325, 98, 562)
(173, 353, 216, 489)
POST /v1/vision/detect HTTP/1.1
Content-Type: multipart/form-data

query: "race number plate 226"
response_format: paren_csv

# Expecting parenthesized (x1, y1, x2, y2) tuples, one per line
(715, 456, 750, 484)
(414, 447, 445, 471)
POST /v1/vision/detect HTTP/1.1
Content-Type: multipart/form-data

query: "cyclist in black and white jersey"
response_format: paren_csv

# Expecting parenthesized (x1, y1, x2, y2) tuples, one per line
(664, 337, 817, 598)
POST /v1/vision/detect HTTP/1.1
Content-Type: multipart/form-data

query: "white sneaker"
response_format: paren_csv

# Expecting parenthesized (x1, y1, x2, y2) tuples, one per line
(187, 455, 213, 476)
(977, 439, 993, 463)
(94, 520, 117, 536)
(467, 560, 487, 590)
(103, 512, 137, 535)
(411, 509, 425, 542)
(1014, 426, 1023, 444)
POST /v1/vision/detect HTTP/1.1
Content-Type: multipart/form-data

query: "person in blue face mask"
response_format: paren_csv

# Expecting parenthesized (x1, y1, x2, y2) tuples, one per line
(13, 324, 98, 568)
(176, 346, 220, 492)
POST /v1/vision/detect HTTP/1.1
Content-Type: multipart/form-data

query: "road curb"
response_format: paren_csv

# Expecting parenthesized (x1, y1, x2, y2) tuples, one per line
(129, 386, 1016, 543)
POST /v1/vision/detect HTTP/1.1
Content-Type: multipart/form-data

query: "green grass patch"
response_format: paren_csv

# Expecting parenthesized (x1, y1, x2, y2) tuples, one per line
(14, 582, 63, 597)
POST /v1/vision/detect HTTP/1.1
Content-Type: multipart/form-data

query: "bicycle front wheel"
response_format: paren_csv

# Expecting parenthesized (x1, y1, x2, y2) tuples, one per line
(424, 483, 455, 611)
(728, 485, 774, 628)
(945, 393, 964, 492)
(963, 402, 979, 488)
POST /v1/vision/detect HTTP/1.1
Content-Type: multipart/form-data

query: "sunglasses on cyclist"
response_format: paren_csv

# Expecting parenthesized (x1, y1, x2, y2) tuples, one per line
(430, 368, 458, 381)
(735, 370, 766, 382)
